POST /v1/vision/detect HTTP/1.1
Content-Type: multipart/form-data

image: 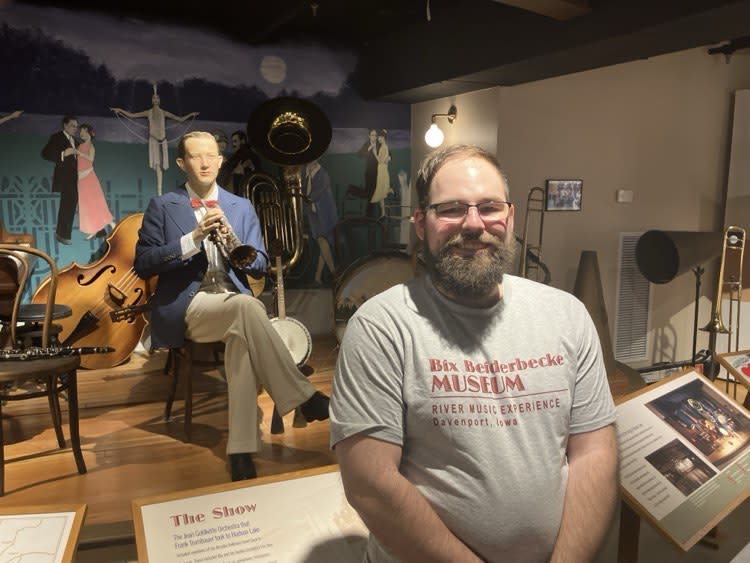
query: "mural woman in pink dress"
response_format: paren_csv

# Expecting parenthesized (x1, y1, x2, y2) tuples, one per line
(76, 124, 115, 239)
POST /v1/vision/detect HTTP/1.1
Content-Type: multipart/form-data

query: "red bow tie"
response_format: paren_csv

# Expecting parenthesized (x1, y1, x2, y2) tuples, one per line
(191, 198, 218, 208)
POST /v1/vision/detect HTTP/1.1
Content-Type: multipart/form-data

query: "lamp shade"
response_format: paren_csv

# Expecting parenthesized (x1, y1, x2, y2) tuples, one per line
(424, 123, 444, 147)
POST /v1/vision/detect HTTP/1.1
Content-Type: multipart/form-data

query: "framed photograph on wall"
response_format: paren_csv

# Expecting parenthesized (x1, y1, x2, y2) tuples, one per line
(545, 179, 583, 211)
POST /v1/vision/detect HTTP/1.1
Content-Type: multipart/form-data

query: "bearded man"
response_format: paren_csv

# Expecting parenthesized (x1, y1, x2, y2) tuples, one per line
(330, 144, 618, 563)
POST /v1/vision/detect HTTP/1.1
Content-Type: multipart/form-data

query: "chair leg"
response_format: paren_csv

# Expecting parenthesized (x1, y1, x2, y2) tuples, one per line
(164, 348, 174, 375)
(164, 350, 180, 421)
(47, 375, 66, 448)
(65, 370, 87, 475)
(183, 345, 194, 442)
(0, 400, 4, 496)
(293, 407, 308, 428)
(271, 406, 285, 434)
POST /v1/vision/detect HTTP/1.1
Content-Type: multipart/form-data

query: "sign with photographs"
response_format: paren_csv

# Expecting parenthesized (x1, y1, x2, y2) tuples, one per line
(615, 370, 750, 551)
(718, 350, 750, 391)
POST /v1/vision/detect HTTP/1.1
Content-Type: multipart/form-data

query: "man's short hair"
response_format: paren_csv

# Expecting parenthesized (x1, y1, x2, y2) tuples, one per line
(177, 131, 218, 159)
(415, 144, 510, 208)
(62, 115, 77, 126)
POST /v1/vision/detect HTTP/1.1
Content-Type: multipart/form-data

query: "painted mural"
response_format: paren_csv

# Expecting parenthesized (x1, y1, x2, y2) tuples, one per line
(0, 4, 412, 298)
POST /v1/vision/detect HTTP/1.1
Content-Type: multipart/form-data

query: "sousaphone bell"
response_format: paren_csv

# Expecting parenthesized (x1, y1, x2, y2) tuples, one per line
(246, 97, 332, 272)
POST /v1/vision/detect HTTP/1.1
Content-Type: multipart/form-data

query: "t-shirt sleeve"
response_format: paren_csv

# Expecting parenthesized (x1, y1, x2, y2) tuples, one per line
(569, 301, 617, 434)
(329, 305, 406, 449)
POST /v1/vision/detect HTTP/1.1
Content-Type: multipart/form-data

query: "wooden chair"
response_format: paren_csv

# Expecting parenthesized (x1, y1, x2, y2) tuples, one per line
(163, 339, 301, 440)
(164, 339, 225, 442)
(0, 244, 87, 496)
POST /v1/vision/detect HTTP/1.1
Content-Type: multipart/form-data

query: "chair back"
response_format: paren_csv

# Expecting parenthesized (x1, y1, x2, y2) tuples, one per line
(0, 244, 59, 348)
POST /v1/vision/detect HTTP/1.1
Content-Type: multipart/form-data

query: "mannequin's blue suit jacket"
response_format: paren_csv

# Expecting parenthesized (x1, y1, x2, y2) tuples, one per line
(134, 185, 268, 349)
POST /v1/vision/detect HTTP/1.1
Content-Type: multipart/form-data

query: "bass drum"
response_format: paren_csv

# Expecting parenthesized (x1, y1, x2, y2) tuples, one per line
(333, 251, 423, 343)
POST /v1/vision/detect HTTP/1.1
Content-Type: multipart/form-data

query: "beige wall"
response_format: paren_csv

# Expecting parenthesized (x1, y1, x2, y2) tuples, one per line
(412, 47, 750, 365)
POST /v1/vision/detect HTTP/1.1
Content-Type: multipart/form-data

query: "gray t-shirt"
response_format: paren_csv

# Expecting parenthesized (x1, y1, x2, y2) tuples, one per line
(330, 274, 616, 563)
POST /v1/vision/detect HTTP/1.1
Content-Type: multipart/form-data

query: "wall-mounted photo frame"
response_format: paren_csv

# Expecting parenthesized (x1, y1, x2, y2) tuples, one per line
(545, 179, 583, 211)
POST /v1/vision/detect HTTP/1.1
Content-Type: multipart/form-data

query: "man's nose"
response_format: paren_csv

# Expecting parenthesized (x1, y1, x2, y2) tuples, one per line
(462, 206, 485, 230)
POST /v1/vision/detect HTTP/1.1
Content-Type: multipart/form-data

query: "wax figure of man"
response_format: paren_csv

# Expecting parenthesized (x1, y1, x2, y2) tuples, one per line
(331, 144, 619, 562)
(41, 115, 79, 245)
(134, 131, 329, 482)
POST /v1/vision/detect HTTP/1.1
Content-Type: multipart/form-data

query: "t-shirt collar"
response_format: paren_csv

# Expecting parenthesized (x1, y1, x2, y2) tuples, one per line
(423, 274, 508, 316)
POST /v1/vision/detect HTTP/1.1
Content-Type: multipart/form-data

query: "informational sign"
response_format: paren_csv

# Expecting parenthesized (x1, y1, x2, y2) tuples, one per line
(132, 465, 368, 563)
(615, 370, 750, 551)
(0, 504, 87, 563)
(718, 350, 750, 391)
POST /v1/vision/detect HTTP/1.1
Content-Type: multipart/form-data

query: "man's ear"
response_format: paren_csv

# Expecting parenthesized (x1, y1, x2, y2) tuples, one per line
(506, 203, 515, 235)
(176, 158, 185, 172)
(413, 208, 426, 241)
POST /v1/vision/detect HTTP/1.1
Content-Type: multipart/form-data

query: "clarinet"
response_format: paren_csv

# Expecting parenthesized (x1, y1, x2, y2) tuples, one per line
(0, 346, 114, 361)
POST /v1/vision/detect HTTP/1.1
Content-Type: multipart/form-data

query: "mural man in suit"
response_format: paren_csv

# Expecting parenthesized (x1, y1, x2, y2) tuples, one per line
(41, 115, 79, 245)
(217, 130, 261, 195)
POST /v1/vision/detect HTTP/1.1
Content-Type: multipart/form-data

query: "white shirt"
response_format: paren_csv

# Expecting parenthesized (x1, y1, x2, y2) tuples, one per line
(61, 131, 76, 161)
(180, 184, 225, 277)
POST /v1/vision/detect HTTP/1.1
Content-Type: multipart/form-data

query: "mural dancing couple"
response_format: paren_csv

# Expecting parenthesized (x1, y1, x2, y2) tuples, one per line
(41, 115, 115, 244)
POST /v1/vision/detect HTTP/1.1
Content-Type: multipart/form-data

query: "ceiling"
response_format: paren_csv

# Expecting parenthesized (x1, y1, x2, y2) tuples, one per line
(20, 0, 750, 103)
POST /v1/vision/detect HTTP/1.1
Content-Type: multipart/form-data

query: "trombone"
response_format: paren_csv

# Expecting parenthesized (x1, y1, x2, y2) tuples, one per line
(699, 225, 745, 382)
(520, 186, 547, 282)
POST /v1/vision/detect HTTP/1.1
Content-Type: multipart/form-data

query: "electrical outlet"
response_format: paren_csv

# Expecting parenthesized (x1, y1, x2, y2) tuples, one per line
(616, 189, 634, 203)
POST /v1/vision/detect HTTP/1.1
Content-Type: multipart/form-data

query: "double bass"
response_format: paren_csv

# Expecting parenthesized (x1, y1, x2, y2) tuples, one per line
(32, 213, 153, 369)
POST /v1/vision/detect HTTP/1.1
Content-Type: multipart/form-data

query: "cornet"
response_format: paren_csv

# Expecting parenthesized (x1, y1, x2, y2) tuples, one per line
(201, 202, 258, 268)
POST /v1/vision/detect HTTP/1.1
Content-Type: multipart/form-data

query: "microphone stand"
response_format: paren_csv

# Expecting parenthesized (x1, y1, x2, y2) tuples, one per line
(691, 265, 704, 363)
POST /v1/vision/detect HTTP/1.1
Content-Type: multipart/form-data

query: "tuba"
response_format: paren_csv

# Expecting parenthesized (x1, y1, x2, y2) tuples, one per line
(242, 171, 303, 270)
(245, 97, 332, 273)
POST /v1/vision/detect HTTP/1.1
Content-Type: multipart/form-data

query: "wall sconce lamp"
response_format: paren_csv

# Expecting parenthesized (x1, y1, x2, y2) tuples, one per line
(424, 105, 457, 148)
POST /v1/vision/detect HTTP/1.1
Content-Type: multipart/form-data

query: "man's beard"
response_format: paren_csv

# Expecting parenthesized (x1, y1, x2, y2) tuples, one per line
(424, 231, 519, 299)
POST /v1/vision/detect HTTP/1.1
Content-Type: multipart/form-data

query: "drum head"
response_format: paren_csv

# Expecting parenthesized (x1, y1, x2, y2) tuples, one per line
(333, 251, 423, 343)
(271, 317, 312, 366)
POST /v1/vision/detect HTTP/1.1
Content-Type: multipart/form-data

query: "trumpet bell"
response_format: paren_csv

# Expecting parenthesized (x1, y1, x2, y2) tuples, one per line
(229, 244, 258, 269)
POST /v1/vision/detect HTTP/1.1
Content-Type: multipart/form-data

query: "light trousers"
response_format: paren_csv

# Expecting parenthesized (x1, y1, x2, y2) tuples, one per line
(185, 291, 315, 454)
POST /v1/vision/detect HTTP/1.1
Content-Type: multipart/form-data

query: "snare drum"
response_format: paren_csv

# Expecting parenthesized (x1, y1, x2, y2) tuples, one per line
(333, 251, 423, 343)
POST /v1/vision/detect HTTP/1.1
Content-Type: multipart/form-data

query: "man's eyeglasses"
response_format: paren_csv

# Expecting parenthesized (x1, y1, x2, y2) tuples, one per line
(426, 201, 512, 222)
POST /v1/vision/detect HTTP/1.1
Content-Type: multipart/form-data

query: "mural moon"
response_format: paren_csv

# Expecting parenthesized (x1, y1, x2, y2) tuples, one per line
(260, 56, 287, 84)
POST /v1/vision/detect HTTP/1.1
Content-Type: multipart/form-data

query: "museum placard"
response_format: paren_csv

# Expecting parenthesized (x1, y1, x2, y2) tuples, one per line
(132, 465, 368, 563)
(0, 503, 87, 563)
(718, 350, 750, 391)
(615, 370, 750, 551)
